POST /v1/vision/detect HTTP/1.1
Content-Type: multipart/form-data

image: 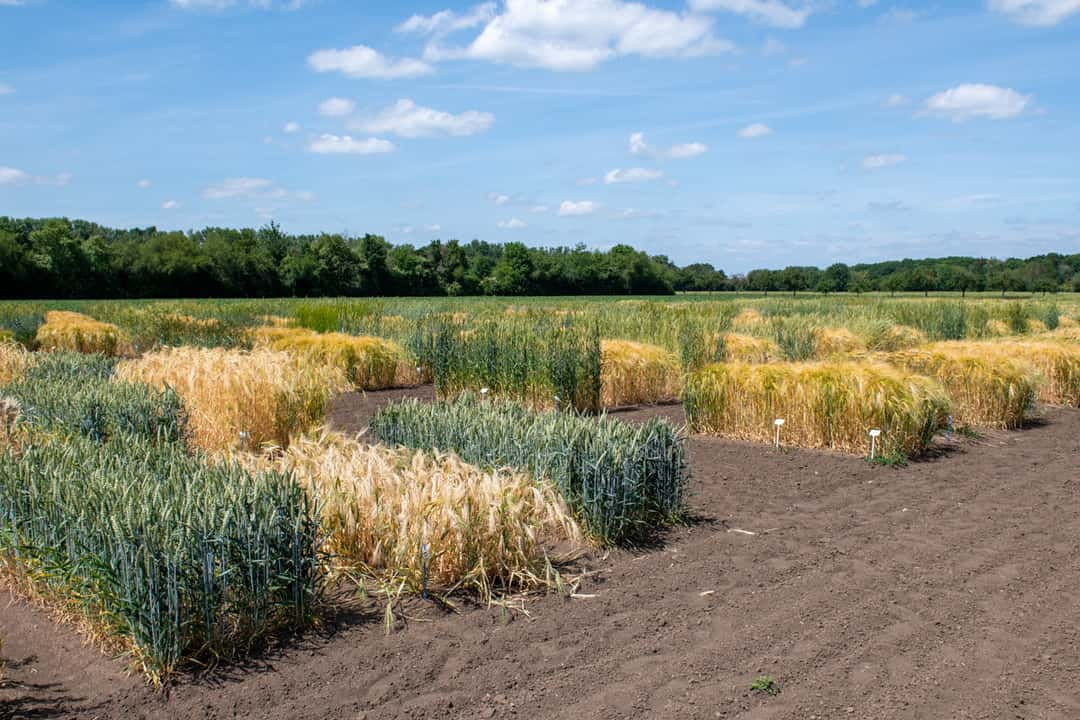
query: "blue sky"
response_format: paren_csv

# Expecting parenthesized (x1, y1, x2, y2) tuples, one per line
(1, 0, 1078, 272)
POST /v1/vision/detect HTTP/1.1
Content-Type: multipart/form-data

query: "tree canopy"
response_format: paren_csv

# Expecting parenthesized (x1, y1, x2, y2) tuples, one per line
(1, 216, 1077, 298)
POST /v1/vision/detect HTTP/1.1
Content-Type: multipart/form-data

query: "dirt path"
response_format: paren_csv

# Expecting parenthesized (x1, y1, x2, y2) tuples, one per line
(2, 391, 1079, 720)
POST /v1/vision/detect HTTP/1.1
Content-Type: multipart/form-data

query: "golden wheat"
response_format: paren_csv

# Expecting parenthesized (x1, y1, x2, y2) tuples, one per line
(813, 327, 866, 357)
(238, 431, 582, 596)
(720, 333, 780, 364)
(600, 339, 681, 407)
(116, 347, 349, 451)
(0, 341, 30, 385)
(684, 360, 949, 456)
(254, 326, 409, 390)
(879, 344, 1039, 428)
(35, 311, 129, 356)
(946, 340, 1080, 407)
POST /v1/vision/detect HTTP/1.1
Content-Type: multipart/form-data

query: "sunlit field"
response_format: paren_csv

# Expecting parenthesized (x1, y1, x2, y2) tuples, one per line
(2, 292, 1078, 682)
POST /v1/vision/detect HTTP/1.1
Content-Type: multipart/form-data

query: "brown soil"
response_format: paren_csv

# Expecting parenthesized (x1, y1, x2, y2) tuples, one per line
(3, 389, 1080, 720)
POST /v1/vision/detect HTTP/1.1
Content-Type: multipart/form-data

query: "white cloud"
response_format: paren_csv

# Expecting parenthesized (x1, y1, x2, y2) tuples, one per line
(603, 167, 664, 184)
(0, 166, 71, 186)
(558, 200, 597, 216)
(137, 179, 152, 188)
(921, 83, 1031, 121)
(885, 93, 910, 107)
(988, 0, 1080, 26)
(283, 121, 301, 133)
(863, 153, 906, 169)
(348, 99, 494, 138)
(629, 132, 707, 160)
(488, 192, 511, 205)
(161, 199, 181, 209)
(0, 166, 28, 185)
(203, 176, 313, 201)
(669, 141, 708, 158)
(319, 97, 355, 117)
(307, 45, 433, 79)
(737, 122, 772, 138)
(689, 0, 812, 29)
(497, 217, 527, 229)
(416, 0, 734, 72)
(397, 3, 497, 35)
(0, 83, 13, 95)
(307, 134, 396, 155)
(204, 177, 271, 199)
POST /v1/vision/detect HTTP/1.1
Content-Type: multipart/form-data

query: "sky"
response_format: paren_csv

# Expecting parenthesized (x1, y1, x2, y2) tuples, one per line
(1, 0, 1079, 273)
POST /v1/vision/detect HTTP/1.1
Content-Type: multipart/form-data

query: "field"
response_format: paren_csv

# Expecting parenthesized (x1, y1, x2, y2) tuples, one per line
(1, 292, 1079, 718)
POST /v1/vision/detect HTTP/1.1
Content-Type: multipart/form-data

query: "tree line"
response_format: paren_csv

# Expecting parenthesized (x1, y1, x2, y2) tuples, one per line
(677, 255, 1080, 295)
(0, 216, 1077, 298)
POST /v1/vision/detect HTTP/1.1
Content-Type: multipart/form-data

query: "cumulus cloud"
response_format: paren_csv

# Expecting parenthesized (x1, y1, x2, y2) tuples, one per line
(863, 153, 906, 169)
(318, 97, 355, 117)
(0, 166, 28, 184)
(603, 167, 664, 184)
(921, 83, 1031, 121)
(307, 134, 396, 155)
(488, 192, 511, 205)
(558, 200, 597, 216)
(348, 99, 494, 138)
(397, 3, 497, 35)
(737, 122, 772, 138)
(307, 45, 433, 79)
(988, 0, 1080, 26)
(629, 132, 707, 160)
(412, 0, 733, 72)
(161, 199, 181, 209)
(688, 0, 812, 29)
(283, 121, 301, 133)
(497, 217, 527, 229)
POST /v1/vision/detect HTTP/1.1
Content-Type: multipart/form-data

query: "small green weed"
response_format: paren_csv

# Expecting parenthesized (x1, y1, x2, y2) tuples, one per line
(750, 675, 780, 696)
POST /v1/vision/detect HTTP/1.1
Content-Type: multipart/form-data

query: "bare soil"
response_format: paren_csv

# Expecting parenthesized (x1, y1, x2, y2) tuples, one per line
(3, 389, 1079, 720)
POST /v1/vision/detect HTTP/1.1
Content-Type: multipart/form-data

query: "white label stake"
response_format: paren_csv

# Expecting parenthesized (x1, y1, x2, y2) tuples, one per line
(774, 418, 785, 449)
(869, 428, 881, 460)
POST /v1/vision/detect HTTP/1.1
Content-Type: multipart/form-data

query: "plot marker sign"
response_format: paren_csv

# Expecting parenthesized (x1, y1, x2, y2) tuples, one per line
(869, 428, 882, 460)
(774, 418, 785, 449)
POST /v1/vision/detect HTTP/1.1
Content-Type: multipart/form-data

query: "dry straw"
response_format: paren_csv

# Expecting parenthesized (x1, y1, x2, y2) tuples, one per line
(240, 432, 582, 596)
(879, 344, 1039, 428)
(35, 311, 129, 356)
(254, 326, 411, 389)
(0, 341, 30, 385)
(813, 327, 865, 357)
(684, 360, 950, 457)
(946, 339, 1080, 407)
(600, 339, 681, 407)
(720, 333, 780, 364)
(116, 347, 349, 451)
